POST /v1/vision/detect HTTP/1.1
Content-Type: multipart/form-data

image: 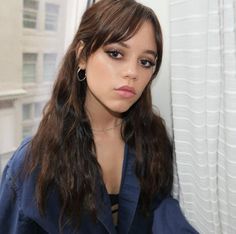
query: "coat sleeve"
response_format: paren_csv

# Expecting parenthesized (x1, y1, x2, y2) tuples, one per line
(0, 138, 45, 234)
(152, 197, 199, 234)
(0, 161, 23, 233)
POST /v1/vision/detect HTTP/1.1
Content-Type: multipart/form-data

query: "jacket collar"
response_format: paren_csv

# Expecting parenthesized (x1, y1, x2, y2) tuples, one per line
(97, 144, 140, 234)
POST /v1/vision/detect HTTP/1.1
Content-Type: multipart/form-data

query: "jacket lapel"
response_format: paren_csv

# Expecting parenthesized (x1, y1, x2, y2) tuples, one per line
(118, 145, 140, 234)
(96, 144, 140, 234)
(97, 185, 117, 234)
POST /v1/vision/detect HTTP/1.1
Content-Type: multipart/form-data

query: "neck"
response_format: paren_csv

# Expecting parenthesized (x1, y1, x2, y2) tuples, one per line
(87, 109, 122, 132)
(85, 91, 122, 132)
(91, 122, 122, 133)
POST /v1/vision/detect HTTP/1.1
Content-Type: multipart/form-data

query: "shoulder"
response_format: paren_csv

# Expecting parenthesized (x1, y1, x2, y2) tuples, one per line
(1, 137, 32, 190)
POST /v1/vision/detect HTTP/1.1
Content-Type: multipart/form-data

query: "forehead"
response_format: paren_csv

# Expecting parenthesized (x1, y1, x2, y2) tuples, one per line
(122, 21, 157, 52)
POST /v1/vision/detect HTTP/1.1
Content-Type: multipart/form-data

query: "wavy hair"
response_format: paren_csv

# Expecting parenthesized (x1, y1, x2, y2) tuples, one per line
(24, 0, 173, 231)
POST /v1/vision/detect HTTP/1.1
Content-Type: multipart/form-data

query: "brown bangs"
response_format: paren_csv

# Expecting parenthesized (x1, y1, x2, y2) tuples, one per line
(85, 0, 160, 52)
(90, 6, 146, 51)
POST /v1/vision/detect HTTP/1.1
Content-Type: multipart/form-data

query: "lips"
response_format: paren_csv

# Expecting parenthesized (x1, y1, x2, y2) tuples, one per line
(114, 85, 136, 98)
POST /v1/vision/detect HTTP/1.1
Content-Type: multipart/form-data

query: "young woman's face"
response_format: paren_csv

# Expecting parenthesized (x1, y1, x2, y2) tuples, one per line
(83, 21, 157, 114)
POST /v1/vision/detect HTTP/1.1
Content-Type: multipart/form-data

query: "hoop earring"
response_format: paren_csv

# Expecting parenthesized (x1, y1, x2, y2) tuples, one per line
(77, 68, 86, 81)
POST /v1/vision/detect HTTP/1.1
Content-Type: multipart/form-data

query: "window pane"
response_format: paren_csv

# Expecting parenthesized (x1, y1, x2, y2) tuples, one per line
(24, 53, 37, 61)
(24, 0, 38, 10)
(22, 103, 32, 120)
(45, 3, 59, 31)
(23, 53, 37, 83)
(23, 11, 37, 28)
(35, 102, 44, 118)
(23, 19, 36, 29)
(46, 3, 59, 14)
(43, 53, 57, 81)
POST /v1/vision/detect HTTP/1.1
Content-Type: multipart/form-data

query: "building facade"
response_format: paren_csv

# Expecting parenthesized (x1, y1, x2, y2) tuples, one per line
(0, 0, 68, 175)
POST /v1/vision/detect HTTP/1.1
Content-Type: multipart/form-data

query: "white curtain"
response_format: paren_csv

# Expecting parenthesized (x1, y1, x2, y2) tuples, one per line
(170, 0, 236, 233)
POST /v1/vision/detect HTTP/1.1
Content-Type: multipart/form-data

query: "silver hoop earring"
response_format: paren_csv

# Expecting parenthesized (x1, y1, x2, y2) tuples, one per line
(77, 68, 86, 81)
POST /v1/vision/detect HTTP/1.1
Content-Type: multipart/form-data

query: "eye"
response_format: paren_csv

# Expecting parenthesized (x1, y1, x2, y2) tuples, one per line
(139, 59, 156, 68)
(105, 49, 123, 59)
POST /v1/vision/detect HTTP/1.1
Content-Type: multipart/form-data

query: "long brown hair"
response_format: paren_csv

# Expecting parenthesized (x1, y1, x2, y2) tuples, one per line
(24, 0, 173, 230)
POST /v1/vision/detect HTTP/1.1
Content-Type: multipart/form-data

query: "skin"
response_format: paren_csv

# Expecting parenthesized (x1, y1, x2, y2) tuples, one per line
(78, 21, 157, 195)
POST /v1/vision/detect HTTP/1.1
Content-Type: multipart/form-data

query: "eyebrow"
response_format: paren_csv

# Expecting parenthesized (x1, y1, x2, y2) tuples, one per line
(117, 41, 158, 58)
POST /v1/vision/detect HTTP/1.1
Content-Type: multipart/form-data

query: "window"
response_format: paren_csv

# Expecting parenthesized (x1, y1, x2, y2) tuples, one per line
(23, 53, 37, 83)
(22, 101, 45, 139)
(23, 0, 39, 29)
(22, 102, 44, 121)
(45, 3, 59, 31)
(22, 103, 32, 120)
(43, 53, 57, 81)
(34, 102, 44, 118)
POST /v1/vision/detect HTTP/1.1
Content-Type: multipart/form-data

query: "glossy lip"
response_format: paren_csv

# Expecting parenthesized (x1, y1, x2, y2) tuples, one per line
(114, 85, 136, 98)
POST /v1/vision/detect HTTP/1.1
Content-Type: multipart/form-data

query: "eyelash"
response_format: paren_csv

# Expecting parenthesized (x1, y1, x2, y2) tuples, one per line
(105, 49, 123, 59)
(139, 59, 156, 68)
(105, 49, 156, 69)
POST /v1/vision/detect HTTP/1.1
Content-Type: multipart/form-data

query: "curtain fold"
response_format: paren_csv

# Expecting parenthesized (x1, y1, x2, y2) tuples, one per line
(170, 0, 236, 233)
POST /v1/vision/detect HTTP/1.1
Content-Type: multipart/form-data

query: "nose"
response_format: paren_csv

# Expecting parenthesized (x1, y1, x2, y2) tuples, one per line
(122, 59, 138, 80)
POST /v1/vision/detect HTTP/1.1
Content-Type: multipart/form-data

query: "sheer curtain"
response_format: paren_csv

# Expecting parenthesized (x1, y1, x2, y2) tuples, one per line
(170, 0, 236, 233)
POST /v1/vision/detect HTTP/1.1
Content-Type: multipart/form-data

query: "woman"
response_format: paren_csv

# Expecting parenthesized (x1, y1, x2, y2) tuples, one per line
(0, 0, 174, 233)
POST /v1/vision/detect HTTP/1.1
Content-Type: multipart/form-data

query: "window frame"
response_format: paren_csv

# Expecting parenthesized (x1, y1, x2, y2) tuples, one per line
(22, 53, 38, 84)
(23, 0, 39, 29)
(44, 3, 60, 32)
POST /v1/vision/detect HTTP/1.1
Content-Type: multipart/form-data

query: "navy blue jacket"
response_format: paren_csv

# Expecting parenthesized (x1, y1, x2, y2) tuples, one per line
(0, 138, 198, 234)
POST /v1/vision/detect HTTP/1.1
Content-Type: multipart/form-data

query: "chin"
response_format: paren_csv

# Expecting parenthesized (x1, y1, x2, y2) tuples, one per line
(110, 104, 133, 114)
(104, 99, 137, 114)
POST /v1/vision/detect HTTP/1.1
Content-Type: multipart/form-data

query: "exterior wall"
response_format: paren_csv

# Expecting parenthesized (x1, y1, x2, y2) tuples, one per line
(0, 0, 68, 175)
(0, 0, 22, 91)
(0, 0, 23, 176)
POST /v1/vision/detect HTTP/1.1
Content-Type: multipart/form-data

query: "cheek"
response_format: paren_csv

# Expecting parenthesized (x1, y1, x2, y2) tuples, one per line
(86, 57, 116, 90)
(137, 68, 153, 88)
(86, 62, 105, 91)
(137, 78, 151, 93)
(86, 59, 103, 79)
(86, 77, 106, 98)
(86, 53, 115, 78)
